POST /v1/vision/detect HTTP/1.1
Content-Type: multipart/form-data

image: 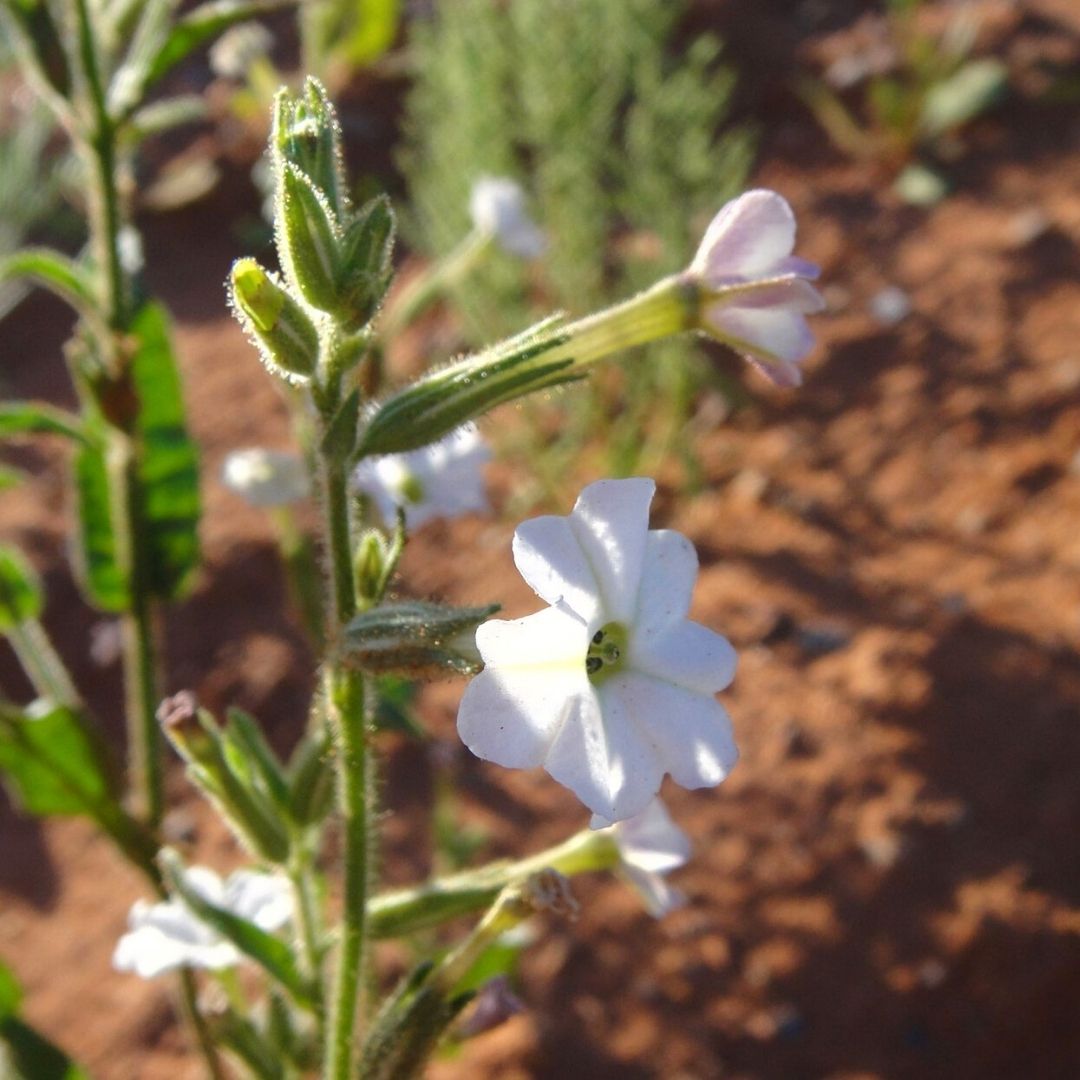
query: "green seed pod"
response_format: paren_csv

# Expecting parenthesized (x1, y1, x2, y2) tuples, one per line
(229, 258, 320, 380)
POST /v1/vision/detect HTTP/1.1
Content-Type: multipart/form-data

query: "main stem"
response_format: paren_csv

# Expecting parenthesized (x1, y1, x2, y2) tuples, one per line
(321, 457, 372, 1079)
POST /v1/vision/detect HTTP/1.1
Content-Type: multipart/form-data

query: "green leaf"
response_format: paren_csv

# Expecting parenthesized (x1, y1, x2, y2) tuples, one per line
(129, 302, 201, 600)
(341, 0, 401, 66)
(0, 403, 88, 444)
(0, 960, 22, 1022)
(72, 435, 128, 612)
(138, 0, 292, 106)
(921, 58, 1008, 138)
(0, 547, 42, 631)
(0, 249, 94, 318)
(162, 851, 316, 1010)
(0, 1016, 91, 1079)
(285, 730, 335, 827)
(0, 701, 111, 817)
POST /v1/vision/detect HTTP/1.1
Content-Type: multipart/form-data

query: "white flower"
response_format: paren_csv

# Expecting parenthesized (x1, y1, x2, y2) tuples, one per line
(353, 426, 491, 529)
(222, 448, 310, 508)
(113, 867, 292, 979)
(457, 477, 737, 823)
(592, 798, 692, 917)
(469, 177, 547, 260)
(689, 189, 824, 389)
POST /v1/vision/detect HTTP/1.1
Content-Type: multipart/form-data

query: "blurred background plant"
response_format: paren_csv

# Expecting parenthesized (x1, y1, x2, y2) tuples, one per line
(399, 0, 756, 505)
(797, 0, 1008, 205)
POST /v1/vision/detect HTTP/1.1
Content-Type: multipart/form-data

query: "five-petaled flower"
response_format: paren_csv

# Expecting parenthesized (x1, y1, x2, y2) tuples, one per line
(688, 189, 824, 388)
(457, 477, 737, 823)
(353, 425, 491, 529)
(469, 176, 547, 260)
(113, 867, 292, 979)
(593, 797, 693, 917)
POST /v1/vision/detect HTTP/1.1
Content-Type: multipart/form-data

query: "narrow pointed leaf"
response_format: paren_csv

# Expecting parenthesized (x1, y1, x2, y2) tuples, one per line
(162, 852, 316, 1009)
(0, 701, 111, 817)
(0, 1015, 90, 1080)
(0, 547, 42, 631)
(0, 403, 88, 445)
(0, 250, 94, 318)
(129, 302, 201, 600)
(72, 436, 128, 612)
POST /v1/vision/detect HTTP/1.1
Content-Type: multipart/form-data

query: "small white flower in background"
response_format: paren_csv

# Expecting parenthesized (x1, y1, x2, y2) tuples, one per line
(222, 448, 310, 508)
(688, 189, 825, 389)
(592, 798, 692, 918)
(209, 21, 273, 80)
(117, 226, 144, 276)
(353, 426, 491, 529)
(457, 477, 737, 823)
(869, 285, 911, 327)
(113, 867, 291, 979)
(469, 177, 547, 260)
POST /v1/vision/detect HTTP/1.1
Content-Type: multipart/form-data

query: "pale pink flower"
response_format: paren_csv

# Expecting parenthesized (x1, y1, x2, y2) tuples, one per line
(689, 189, 824, 388)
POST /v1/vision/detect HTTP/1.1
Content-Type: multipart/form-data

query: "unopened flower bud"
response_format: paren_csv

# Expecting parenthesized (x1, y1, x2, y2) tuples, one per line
(229, 259, 319, 380)
(353, 530, 388, 606)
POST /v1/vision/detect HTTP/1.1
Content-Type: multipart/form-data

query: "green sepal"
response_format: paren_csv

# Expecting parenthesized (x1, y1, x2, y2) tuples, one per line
(355, 318, 578, 457)
(221, 707, 290, 813)
(336, 195, 395, 330)
(285, 730, 335, 828)
(230, 259, 320, 381)
(165, 705, 290, 863)
(319, 387, 360, 463)
(0, 547, 42, 631)
(272, 77, 349, 218)
(341, 601, 498, 680)
(276, 163, 342, 314)
(161, 850, 317, 1011)
(210, 1009, 285, 1080)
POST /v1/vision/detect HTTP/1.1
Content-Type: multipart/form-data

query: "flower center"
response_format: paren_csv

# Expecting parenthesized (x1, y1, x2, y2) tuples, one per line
(585, 622, 627, 683)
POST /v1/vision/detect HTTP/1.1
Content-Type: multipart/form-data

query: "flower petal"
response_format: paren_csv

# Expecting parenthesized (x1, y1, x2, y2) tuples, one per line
(622, 865, 686, 918)
(630, 619, 737, 695)
(513, 516, 603, 624)
(612, 798, 692, 874)
(691, 190, 798, 282)
(633, 530, 699, 638)
(621, 672, 738, 789)
(225, 871, 292, 931)
(544, 673, 662, 822)
(705, 302, 816, 371)
(459, 608, 591, 769)
(568, 477, 655, 625)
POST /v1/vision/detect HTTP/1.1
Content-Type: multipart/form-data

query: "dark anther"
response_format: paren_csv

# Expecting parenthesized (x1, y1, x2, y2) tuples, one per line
(586, 656, 603, 674)
(592, 630, 604, 645)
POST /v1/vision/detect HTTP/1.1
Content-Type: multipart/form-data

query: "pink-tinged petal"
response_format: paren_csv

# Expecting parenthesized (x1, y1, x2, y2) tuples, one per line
(633, 530, 699, 637)
(775, 255, 821, 281)
(544, 674, 662, 822)
(690, 190, 798, 283)
(569, 477, 655, 625)
(513, 516, 603, 625)
(705, 302, 816, 368)
(630, 619, 737, 695)
(622, 672, 738, 789)
(728, 278, 825, 315)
